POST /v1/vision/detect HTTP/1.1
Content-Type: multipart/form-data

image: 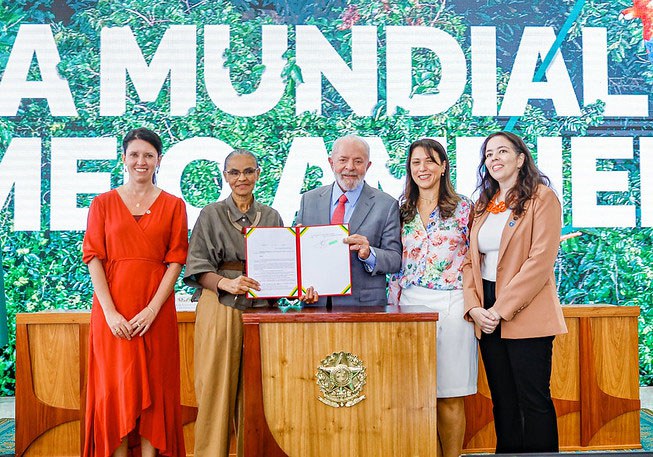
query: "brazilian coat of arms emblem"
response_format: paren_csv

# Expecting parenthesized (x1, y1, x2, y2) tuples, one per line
(316, 351, 367, 408)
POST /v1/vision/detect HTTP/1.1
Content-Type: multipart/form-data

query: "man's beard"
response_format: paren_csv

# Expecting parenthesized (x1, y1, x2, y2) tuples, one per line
(335, 173, 363, 191)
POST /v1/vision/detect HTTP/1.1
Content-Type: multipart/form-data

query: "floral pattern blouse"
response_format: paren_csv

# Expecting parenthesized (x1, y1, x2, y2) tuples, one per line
(389, 196, 472, 304)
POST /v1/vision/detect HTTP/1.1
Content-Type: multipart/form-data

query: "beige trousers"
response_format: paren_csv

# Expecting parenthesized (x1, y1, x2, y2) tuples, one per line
(193, 289, 244, 457)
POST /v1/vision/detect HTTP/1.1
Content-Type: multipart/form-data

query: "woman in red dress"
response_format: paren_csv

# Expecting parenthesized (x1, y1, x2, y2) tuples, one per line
(82, 128, 188, 456)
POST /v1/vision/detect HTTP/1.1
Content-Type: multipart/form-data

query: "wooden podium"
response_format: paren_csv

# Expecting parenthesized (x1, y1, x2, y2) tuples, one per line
(15, 304, 641, 456)
(241, 306, 439, 457)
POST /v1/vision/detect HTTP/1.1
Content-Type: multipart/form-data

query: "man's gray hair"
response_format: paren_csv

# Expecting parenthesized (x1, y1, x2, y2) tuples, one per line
(331, 135, 370, 159)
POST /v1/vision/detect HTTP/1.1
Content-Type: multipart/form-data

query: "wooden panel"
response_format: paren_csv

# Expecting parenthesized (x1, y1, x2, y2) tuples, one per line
(464, 422, 495, 453)
(558, 412, 581, 450)
(16, 313, 89, 325)
(552, 319, 580, 401)
(258, 321, 437, 457)
(463, 355, 493, 451)
(243, 321, 288, 457)
(15, 322, 81, 457)
(24, 421, 79, 456)
(178, 322, 197, 407)
(560, 305, 639, 318)
(178, 321, 199, 454)
(580, 316, 640, 448)
(551, 318, 581, 449)
(588, 412, 642, 449)
(29, 324, 80, 409)
(592, 317, 639, 398)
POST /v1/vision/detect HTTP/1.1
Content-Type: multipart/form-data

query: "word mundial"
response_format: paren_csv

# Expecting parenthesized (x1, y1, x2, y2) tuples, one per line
(0, 24, 649, 231)
(0, 24, 647, 118)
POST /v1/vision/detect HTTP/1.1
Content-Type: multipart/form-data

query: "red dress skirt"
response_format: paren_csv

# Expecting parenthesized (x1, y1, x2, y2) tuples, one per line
(82, 190, 188, 456)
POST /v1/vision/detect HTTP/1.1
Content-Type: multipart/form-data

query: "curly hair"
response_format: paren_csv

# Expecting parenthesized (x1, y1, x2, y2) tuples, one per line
(474, 131, 551, 217)
(399, 138, 460, 224)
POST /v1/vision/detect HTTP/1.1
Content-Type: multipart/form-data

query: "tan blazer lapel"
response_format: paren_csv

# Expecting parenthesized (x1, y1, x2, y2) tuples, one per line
(471, 210, 490, 294)
(497, 211, 525, 265)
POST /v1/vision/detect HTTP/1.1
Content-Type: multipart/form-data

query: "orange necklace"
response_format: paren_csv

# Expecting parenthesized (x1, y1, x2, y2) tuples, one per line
(486, 194, 508, 214)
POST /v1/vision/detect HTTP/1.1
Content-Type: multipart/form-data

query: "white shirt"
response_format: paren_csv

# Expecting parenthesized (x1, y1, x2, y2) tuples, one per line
(477, 210, 511, 281)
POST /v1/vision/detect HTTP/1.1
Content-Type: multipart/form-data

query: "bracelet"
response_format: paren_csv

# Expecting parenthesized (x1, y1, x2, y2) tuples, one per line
(146, 305, 156, 316)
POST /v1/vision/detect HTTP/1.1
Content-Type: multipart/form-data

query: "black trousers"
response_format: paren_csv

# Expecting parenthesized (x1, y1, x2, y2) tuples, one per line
(480, 280, 559, 454)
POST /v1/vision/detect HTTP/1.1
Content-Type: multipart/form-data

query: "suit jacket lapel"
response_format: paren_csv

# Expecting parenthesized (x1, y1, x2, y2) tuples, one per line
(348, 183, 374, 234)
(316, 184, 333, 225)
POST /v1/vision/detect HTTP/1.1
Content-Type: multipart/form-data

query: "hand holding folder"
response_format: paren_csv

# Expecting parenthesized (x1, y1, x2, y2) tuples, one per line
(244, 224, 353, 299)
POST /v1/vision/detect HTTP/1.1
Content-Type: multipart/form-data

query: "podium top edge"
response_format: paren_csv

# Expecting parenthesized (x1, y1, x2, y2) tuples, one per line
(241, 305, 439, 323)
(14, 304, 639, 325)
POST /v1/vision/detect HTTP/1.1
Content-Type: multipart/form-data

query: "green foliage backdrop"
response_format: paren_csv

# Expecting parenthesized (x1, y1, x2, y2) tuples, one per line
(1, 0, 652, 395)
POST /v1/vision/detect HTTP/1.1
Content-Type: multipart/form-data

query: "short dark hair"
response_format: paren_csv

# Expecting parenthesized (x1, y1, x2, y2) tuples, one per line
(122, 128, 163, 156)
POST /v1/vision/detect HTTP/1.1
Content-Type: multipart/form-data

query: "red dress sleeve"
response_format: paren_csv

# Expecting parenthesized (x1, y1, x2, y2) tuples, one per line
(164, 197, 189, 265)
(82, 196, 107, 264)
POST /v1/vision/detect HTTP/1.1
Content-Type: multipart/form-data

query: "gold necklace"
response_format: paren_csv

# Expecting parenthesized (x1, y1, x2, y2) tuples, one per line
(126, 187, 154, 208)
(418, 196, 437, 203)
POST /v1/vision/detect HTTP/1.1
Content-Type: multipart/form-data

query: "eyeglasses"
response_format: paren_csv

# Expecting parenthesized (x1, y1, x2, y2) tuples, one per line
(225, 167, 259, 178)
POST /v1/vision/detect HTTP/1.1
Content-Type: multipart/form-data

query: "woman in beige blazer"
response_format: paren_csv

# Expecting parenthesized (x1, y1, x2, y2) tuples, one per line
(462, 131, 567, 454)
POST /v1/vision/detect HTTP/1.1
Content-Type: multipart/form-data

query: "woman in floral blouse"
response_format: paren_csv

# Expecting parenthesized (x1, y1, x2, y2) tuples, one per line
(389, 138, 477, 457)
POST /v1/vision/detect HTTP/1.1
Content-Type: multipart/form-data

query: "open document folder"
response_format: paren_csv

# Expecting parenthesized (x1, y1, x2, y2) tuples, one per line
(244, 224, 353, 299)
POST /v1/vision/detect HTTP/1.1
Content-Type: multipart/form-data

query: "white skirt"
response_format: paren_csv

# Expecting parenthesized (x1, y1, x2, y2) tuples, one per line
(399, 285, 478, 398)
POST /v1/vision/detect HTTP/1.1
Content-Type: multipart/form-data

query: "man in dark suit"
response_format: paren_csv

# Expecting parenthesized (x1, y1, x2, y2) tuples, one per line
(296, 135, 401, 306)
